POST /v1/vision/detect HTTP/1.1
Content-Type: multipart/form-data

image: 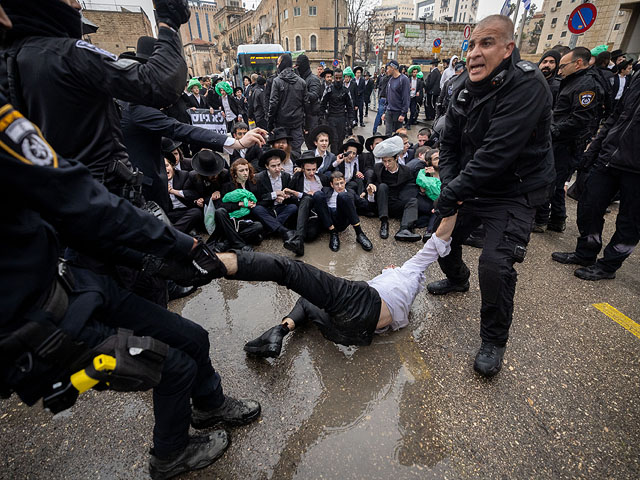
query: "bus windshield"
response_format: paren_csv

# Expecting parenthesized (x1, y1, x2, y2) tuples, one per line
(235, 44, 286, 84)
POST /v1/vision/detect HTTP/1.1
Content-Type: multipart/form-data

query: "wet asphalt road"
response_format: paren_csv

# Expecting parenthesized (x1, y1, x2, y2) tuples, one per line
(2, 119, 639, 480)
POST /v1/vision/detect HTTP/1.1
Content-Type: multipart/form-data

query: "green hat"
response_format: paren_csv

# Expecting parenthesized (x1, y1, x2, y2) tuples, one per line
(188, 78, 202, 91)
(407, 65, 422, 74)
(590, 44, 608, 57)
(416, 71, 424, 79)
(215, 81, 233, 96)
(343, 66, 354, 78)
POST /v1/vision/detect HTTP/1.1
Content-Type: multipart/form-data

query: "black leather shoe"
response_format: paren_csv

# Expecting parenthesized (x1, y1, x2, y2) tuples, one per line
(547, 220, 566, 232)
(356, 232, 373, 251)
(473, 342, 506, 378)
(192, 396, 261, 429)
(244, 324, 289, 358)
(149, 431, 229, 480)
(360, 123, 366, 127)
(574, 264, 616, 281)
(532, 223, 546, 233)
(394, 228, 422, 242)
(422, 231, 433, 242)
(283, 232, 304, 256)
(379, 221, 389, 239)
(427, 278, 470, 295)
(167, 281, 197, 301)
(329, 232, 340, 252)
(551, 252, 594, 266)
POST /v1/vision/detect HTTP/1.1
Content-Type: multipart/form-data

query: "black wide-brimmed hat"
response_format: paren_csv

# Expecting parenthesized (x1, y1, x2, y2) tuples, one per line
(192, 149, 226, 177)
(267, 127, 293, 144)
(295, 150, 323, 168)
(161, 137, 182, 153)
(365, 133, 388, 153)
(308, 124, 334, 143)
(258, 148, 286, 168)
(122, 36, 156, 63)
(353, 66, 363, 73)
(342, 138, 363, 154)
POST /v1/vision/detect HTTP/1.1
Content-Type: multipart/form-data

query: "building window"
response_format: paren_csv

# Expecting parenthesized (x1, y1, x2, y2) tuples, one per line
(188, 21, 193, 41)
(551, 17, 557, 25)
(205, 13, 212, 42)
(285, 37, 289, 51)
(556, 1, 562, 7)
(547, 34, 553, 40)
(195, 12, 202, 39)
(294, 7, 301, 16)
(561, 31, 567, 37)
(284, 9, 288, 20)
(310, 34, 317, 51)
(309, 6, 317, 16)
(295, 35, 301, 50)
(614, 23, 621, 30)
(565, 15, 569, 24)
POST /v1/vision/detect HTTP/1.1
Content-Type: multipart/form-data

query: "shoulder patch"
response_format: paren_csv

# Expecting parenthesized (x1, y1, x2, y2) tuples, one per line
(0, 104, 58, 167)
(516, 61, 536, 73)
(75, 40, 117, 61)
(579, 91, 595, 107)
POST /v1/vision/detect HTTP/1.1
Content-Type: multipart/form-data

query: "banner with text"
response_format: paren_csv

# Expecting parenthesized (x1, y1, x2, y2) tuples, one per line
(188, 109, 227, 135)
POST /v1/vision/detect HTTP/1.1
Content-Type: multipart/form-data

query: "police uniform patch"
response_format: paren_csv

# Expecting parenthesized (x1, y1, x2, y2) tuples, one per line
(75, 40, 117, 61)
(0, 104, 58, 167)
(579, 91, 595, 107)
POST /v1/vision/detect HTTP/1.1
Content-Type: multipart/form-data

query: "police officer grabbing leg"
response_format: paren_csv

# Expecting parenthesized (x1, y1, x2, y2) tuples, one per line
(427, 15, 554, 377)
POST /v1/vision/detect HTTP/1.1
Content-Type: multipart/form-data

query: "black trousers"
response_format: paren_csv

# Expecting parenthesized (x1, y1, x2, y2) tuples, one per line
(295, 195, 321, 241)
(208, 208, 251, 248)
(575, 164, 640, 272)
(251, 203, 298, 234)
(425, 93, 437, 121)
(327, 115, 347, 155)
(408, 97, 420, 125)
(232, 252, 382, 346)
(167, 207, 203, 234)
(354, 98, 364, 124)
(437, 197, 536, 346)
(384, 111, 403, 136)
(375, 183, 418, 228)
(535, 142, 575, 225)
(67, 265, 224, 458)
(313, 190, 360, 232)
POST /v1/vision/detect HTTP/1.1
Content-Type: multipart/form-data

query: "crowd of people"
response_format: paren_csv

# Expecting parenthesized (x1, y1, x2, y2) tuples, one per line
(0, 0, 638, 479)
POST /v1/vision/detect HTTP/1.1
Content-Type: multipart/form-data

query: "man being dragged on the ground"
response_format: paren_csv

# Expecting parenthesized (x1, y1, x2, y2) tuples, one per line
(240, 213, 457, 357)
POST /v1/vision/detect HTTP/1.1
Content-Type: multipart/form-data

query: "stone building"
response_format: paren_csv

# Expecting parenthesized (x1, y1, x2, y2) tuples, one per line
(371, 0, 416, 54)
(82, 7, 154, 56)
(433, 0, 478, 24)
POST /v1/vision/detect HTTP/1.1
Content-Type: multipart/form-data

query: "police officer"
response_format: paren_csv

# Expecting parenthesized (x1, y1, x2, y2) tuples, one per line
(0, 93, 260, 478)
(533, 47, 604, 233)
(320, 70, 355, 154)
(427, 15, 554, 377)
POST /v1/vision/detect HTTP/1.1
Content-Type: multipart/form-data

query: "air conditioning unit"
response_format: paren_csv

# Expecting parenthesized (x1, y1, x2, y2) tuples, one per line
(551, 23, 556, 28)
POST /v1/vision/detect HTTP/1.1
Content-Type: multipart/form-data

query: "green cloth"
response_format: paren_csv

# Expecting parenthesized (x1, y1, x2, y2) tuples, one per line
(343, 66, 354, 78)
(188, 78, 202, 91)
(417, 71, 424, 79)
(407, 64, 422, 74)
(590, 44, 608, 57)
(416, 169, 441, 201)
(215, 81, 233, 96)
(222, 188, 257, 218)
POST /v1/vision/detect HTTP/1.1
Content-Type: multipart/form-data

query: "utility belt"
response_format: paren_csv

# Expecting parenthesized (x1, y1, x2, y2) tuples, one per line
(105, 159, 145, 207)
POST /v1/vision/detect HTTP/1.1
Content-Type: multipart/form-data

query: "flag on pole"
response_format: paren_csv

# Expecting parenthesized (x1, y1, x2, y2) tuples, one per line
(500, 0, 511, 16)
(523, 0, 531, 10)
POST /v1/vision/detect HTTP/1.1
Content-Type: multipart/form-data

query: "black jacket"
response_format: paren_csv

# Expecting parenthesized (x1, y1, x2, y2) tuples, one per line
(412, 77, 425, 102)
(425, 68, 441, 96)
(321, 84, 354, 121)
(187, 94, 208, 109)
(220, 179, 261, 213)
(299, 68, 323, 128)
(367, 163, 415, 193)
(268, 67, 308, 130)
(546, 75, 562, 107)
(438, 51, 554, 203)
(354, 77, 366, 102)
(289, 172, 330, 194)
(377, 74, 390, 98)
(0, 27, 187, 185)
(582, 75, 640, 174)
(169, 169, 193, 210)
(593, 66, 615, 119)
(364, 79, 374, 102)
(248, 84, 267, 127)
(344, 79, 357, 103)
(184, 170, 232, 208)
(552, 67, 604, 148)
(255, 171, 297, 208)
(436, 75, 459, 117)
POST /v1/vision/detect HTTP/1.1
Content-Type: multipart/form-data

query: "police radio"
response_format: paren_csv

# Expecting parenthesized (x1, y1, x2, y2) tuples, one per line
(491, 70, 508, 88)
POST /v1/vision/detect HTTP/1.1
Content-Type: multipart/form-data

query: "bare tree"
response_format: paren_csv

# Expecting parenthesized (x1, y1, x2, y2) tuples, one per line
(345, 0, 376, 64)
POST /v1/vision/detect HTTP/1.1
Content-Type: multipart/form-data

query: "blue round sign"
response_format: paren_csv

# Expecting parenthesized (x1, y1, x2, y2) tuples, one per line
(332, 59, 339, 67)
(433, 38, 442, 48)
(568, 3, 597, 35)
(320, 61, 325, 67)
(461, 39, 469, 51)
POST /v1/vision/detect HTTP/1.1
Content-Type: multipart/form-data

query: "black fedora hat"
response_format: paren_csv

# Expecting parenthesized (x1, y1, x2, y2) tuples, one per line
(161, 137, 182, 153)
(342, 138, 363, 154)
(192, 149, 226, 177)
(259, 148, 286, 168)
(125, 36, 156, 63)
(365, 133, 388, 152)
(353, 65, 363, 73)
(308, 124, 334, 143)
(267, 127, 293, 144)
(296, 150, 323, 168)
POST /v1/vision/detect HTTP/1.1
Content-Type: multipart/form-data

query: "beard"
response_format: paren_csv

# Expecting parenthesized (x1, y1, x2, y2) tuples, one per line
(541, 67, 552, 78)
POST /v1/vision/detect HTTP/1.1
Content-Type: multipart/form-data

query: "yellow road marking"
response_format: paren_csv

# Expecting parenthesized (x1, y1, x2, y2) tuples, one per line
(593, 303, 640, 339)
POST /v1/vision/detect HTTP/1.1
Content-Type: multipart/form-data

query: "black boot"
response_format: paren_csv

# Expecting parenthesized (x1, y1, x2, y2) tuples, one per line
(167, 281, 197, 301)
(473, 342, 506, 378)
(574, 264, 616, 281)
(149, 431, 229, 480)
(379, 220, 389, 239)
(282, 230, 304, 256)
(551, 252, 594, 266)
(547, 219, 566, 232)
(191, 396, 261, 429)
(244, 324, 290, 358)
(329, 232, 340, 252)
(427, 278, 470, 295)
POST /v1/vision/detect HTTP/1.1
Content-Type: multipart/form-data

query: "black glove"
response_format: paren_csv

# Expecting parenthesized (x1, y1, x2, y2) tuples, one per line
(142, 240, 227, 287)
(433, 188, 459, 218)
(154, 0, 191, 30)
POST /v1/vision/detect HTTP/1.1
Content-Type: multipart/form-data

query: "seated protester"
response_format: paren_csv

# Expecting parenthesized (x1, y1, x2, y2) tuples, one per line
(312, 171, 374, 252)
(162, 137, 192, 171)
(362, 133, 388, 169)
(330, 138, 366, 196)
(415, 158, 442, 241)
(164, 157, 203, 234)
(253, 148, 301, 253)
(254, 128, 298, 175)
(215, 81, 243, 132)
(308, 124, 336, 174)
(186, 78, 209, 110)
(242, 214, 457, 358)
(229, 122, 261, 165)
(396, 133, 411, 165)
(366, 136, 422, 242)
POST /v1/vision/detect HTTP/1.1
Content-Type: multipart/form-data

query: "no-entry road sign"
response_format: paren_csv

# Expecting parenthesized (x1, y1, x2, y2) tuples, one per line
(568, 3, 597, 35)
(393, 29, 401, 44)
(375, 45, 379, 55)
(463, 25, 471, 39)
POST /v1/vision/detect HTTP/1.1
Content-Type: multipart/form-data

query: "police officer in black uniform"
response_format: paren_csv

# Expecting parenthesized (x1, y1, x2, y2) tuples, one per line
(320, 69, 355, 155)
(533, 47, 603, 233)
(427, 15, 554, 377)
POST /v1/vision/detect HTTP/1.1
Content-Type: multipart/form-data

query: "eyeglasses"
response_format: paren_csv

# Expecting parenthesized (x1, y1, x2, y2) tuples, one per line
(558, 60, 578, 70)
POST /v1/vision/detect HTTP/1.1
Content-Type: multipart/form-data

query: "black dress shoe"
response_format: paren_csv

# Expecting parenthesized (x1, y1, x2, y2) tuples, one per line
(356, 232, 373, 251)
(192, 396, 261, 429)
(473, 342, 506, 378)
(149, 431, 229, 480)
(574, 264, 616, 281)
(547, 220, 566, 232)
(532, 223, 546, 233)
(360, 123, 366, 127)
(426, 278, 470, 295)
(394, 228, 422, 242)
(422, 231, 433, 242)
(379, 221, 389, 239)
(551, 252, 595, 266)
(168, 281, 197, 301)
(283, 232, 304, 256)
(244, 324, 289, 358)
(329, 232, 340, 252)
